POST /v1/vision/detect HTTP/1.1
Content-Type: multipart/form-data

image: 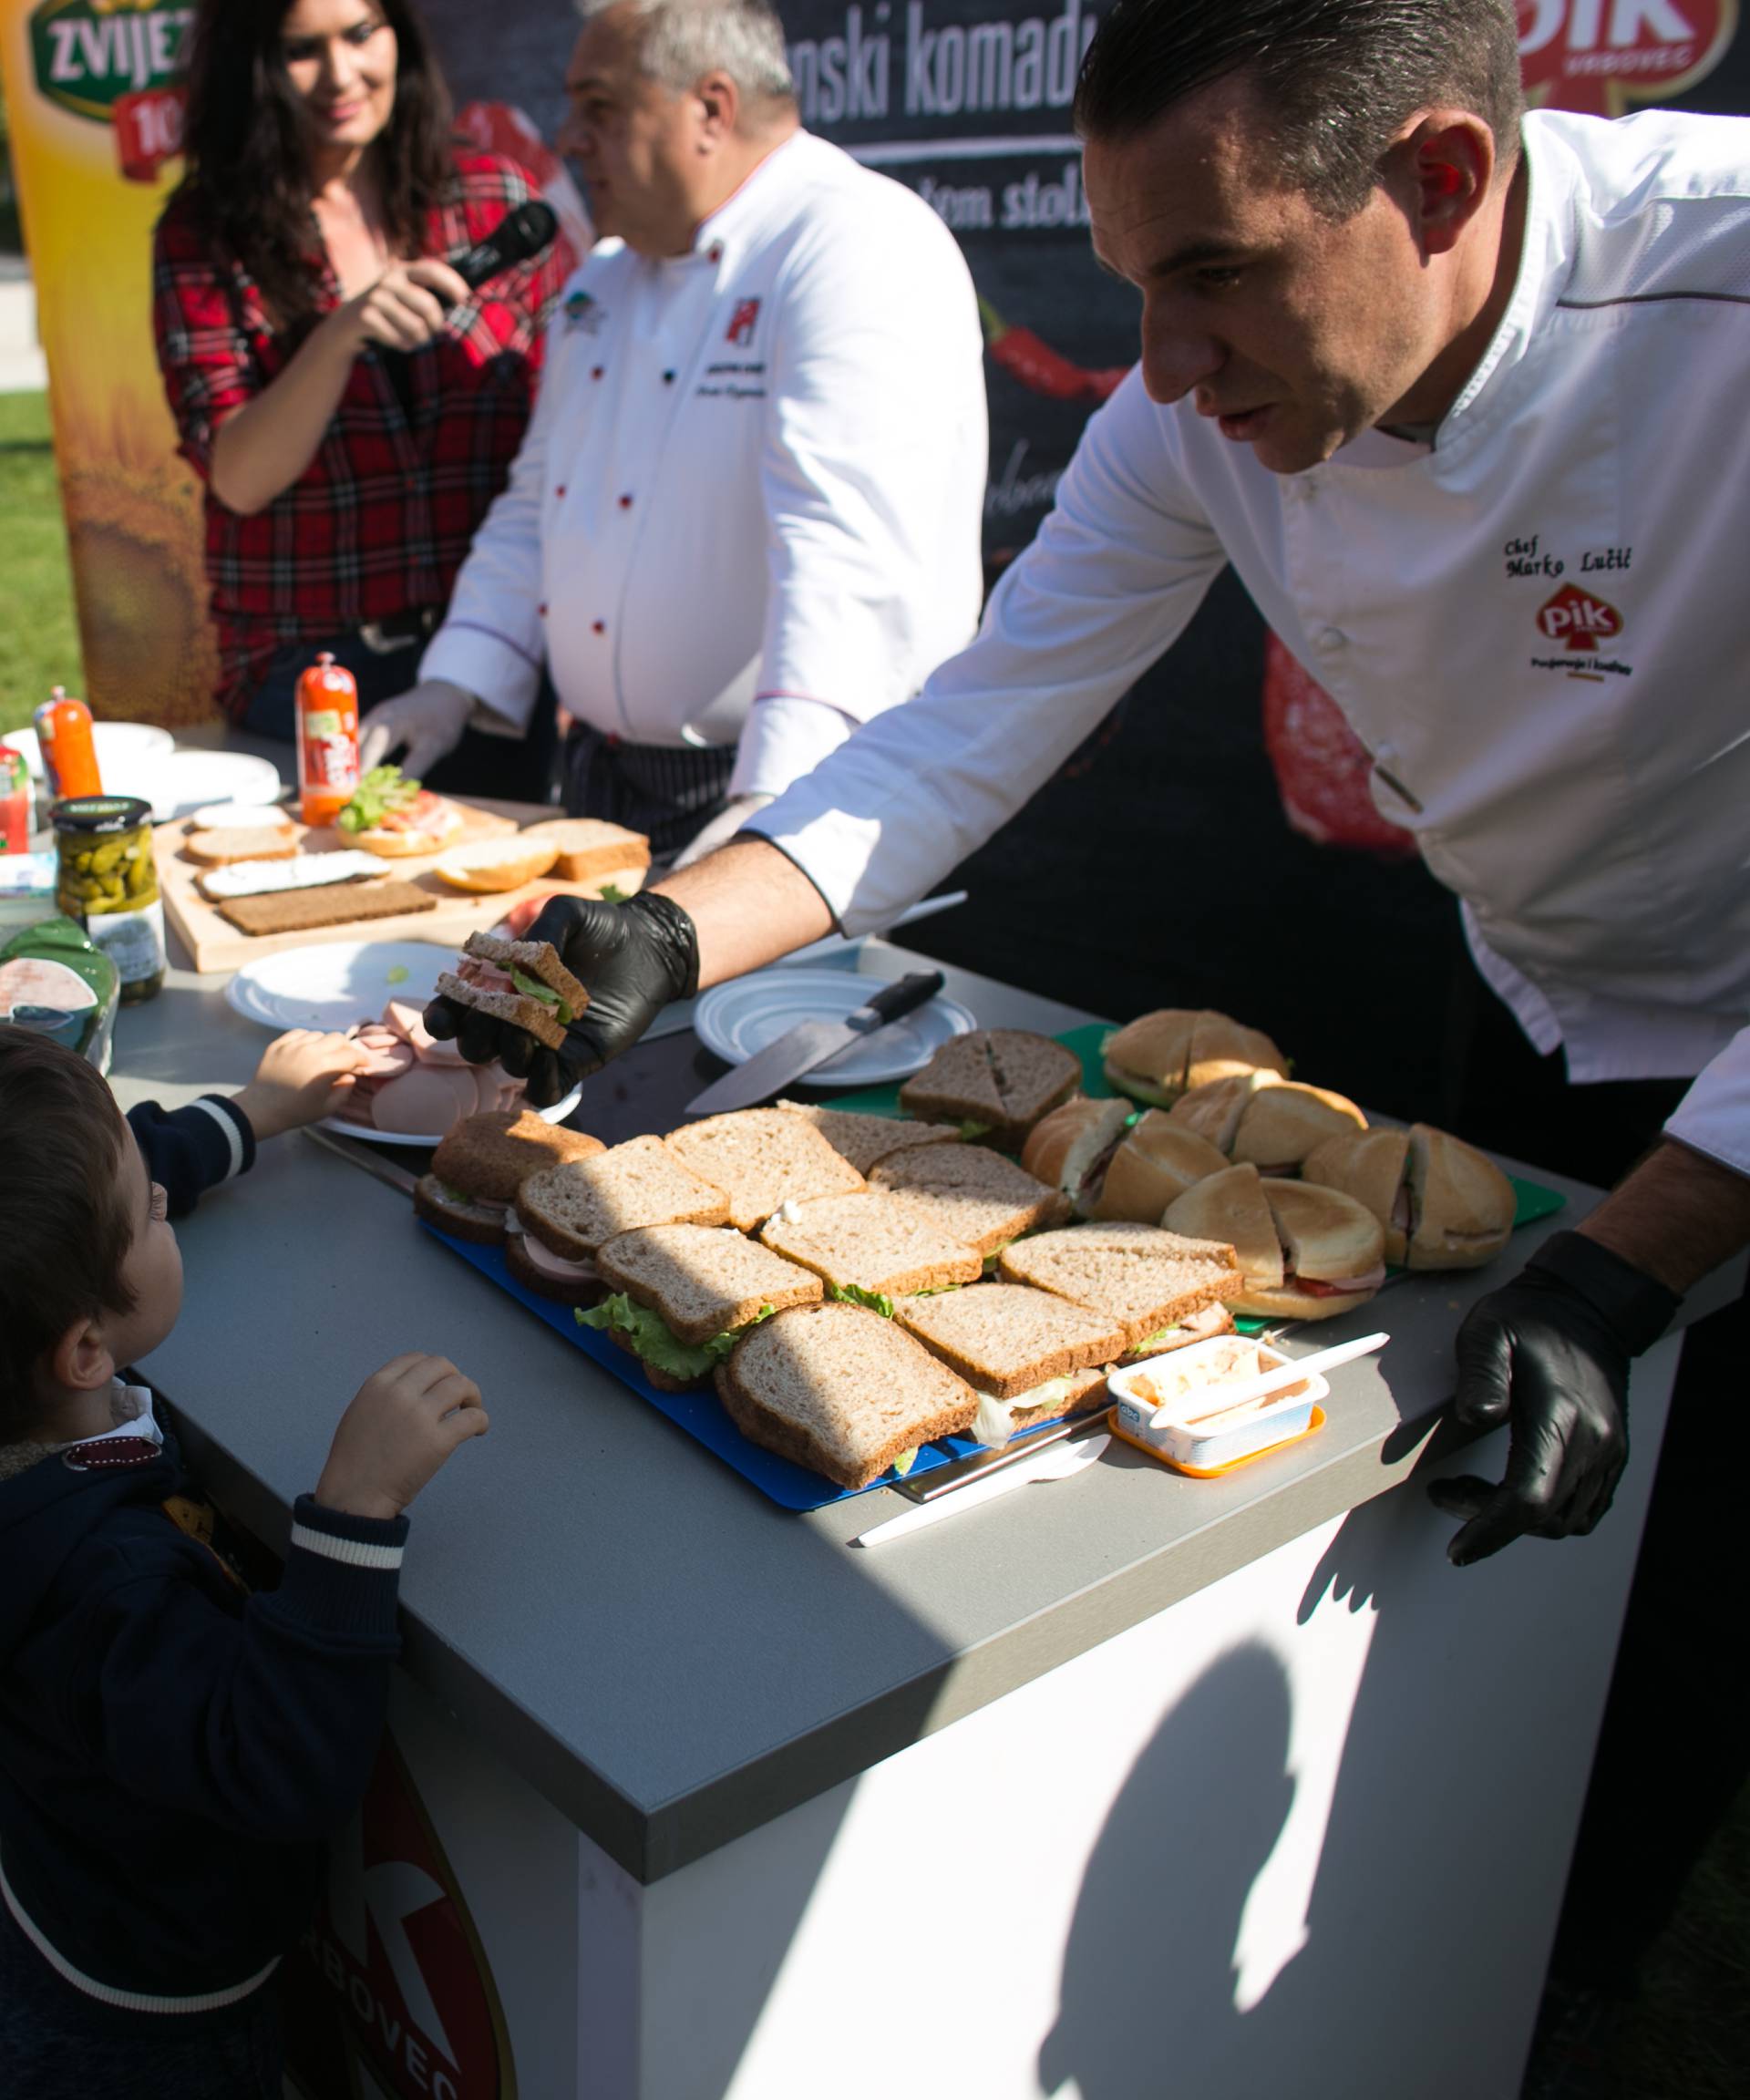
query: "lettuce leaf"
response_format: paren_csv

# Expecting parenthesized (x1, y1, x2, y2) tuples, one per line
(510, 967, 573, 1024)
(957, 1119, 992, 1141)
(600, 883, 627, 904)
(890, 1446, 919, 1477)
(336, 765, 422, 834)
(829, 1282, 894, 1319)
(1134, 1324, 1189, 1354)
(576, 1294, 770, 1383)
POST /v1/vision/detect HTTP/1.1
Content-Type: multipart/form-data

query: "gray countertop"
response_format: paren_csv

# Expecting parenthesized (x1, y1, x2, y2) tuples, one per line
(108, 920, 1624, 1885)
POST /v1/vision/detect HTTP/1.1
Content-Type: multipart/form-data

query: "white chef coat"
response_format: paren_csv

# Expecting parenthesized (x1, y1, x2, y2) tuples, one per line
(421, 129, 987, 800)
(754, 108, 1750, 1178)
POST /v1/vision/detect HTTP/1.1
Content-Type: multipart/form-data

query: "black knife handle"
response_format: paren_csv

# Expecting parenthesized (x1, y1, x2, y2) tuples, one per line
(851, 971, 945, 1031)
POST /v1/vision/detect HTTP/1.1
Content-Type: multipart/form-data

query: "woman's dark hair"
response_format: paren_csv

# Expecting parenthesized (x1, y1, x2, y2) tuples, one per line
(0, 1028, 137, 1426)
(1075, 0, 1524, 219)
(175, 0, 456, 327)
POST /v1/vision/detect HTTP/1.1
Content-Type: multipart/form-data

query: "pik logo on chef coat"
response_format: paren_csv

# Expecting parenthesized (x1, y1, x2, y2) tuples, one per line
(725, 296, 761, 346)
(1537, 582, 1623, 652)
(286, 1735, 516, 2100)
(562, 287, 604, 335)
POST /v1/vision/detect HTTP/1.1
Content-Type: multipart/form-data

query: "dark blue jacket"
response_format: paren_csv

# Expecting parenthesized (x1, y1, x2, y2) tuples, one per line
(0, 1098, 408, 2010)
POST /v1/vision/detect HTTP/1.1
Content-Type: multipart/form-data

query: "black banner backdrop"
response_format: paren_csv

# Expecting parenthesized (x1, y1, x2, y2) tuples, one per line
(416, 3, 1748, 1106)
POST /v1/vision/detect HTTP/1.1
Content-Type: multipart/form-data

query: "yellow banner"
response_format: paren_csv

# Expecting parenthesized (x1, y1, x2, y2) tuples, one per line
(0, 0, 216, 726)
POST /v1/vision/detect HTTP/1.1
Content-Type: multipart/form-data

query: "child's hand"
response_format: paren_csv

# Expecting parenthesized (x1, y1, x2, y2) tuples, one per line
(233, 1029, 365, 1140)
(315, 1354, 489, 1521)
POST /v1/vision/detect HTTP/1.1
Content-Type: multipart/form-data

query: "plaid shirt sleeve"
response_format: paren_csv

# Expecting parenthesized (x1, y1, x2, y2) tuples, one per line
(152, 190, 256, 481)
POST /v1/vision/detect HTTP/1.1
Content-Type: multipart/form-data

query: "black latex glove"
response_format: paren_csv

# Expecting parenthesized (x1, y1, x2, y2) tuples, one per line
(425, 892, 700, 1109)
(1428, 1230, 1678, 1567)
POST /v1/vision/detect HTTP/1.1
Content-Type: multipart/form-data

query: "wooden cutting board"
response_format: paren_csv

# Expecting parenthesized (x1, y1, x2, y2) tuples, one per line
(157, 798, 648, 973)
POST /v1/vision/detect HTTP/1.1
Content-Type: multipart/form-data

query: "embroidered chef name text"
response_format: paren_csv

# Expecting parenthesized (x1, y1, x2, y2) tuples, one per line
(697, 357, 767, 399)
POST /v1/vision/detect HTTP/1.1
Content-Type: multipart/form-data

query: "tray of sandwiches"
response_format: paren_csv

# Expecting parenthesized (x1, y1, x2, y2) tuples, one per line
(392, 967, 1566, 1512)
(156, 767, 652, 973)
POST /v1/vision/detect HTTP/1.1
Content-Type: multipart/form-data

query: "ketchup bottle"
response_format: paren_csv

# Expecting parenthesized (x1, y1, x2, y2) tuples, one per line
(295, 653, 362, 827)
(34, 688, 103, 801)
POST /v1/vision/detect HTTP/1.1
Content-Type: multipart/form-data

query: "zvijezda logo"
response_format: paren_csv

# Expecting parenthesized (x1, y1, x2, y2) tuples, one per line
(29, 0, 193, 124)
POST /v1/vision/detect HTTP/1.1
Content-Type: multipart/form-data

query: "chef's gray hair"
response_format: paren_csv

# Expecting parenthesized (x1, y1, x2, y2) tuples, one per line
(574, 0, 795, 105)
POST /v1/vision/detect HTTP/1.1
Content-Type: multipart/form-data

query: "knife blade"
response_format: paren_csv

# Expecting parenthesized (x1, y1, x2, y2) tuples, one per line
(887, 1405, 1113, 1503)
(303, 1125, 421, 1199)
(682, 970, 946, 1116)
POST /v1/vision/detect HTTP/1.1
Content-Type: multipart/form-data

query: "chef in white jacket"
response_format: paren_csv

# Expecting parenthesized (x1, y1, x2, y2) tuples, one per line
(360, 0, 986, 859)
(427, 0, 1750, 2035)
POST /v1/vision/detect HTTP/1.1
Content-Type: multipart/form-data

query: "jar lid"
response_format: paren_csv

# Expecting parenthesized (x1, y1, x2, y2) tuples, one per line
(51, 796, 153, 835)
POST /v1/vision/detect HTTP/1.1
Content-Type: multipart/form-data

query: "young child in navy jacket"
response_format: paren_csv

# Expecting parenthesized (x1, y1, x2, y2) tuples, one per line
(0, 1025, 489, 2098)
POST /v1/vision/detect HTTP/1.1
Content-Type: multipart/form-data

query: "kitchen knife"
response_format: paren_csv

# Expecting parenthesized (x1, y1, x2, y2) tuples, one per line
(682, 970, 946, 1116)
(303, 1125, 421, 1199)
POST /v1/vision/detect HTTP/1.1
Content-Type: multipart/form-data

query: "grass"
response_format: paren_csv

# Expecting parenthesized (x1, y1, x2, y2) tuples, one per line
(0, 390, 82, 735)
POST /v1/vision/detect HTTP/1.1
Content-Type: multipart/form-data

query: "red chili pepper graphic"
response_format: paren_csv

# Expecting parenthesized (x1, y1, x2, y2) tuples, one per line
(978, 298, 1130, 403)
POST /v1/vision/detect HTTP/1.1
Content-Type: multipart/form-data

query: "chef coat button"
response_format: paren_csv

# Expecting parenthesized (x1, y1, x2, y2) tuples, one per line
(707, 242, 723, 262)
(537, 602, 548, 618)
(592, 620, 605, 635)
(554, 485, 566, 499)
(663, 370, 675, 385)
(592, 365, 604, 380)
(1316, 626, 1346, 655)
(619, 493, 633, 509)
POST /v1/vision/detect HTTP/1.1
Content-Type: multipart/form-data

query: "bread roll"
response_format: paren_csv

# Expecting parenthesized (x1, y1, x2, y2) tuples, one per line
(1093, 1112, 1228, 1221)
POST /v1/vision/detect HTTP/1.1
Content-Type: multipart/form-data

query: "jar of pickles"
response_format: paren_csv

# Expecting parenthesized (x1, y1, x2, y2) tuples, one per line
(51, 796, 166, 1004)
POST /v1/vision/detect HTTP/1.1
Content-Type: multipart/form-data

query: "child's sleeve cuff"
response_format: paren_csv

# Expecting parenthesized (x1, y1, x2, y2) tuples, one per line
(272, 1494, 411, 1642)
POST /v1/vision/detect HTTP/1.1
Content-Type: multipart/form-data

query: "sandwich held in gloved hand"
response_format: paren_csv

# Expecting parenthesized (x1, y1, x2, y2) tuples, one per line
(425, 892, 701, 1107)
(1428, 1230, 1680, 1567)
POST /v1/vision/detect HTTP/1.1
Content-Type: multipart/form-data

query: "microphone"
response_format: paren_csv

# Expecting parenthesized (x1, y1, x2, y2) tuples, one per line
(449, 199, 560, 293)
(378, 200, 559, 417)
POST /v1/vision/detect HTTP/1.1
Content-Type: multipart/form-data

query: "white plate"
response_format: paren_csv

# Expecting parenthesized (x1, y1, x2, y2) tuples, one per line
(225, 941, 582, 1139)
(694, 968, 976, 1087)
(2, 720, 175, 790)
(317, 1087, 582, 1148)
(130, 749, 287, 824)
(225, 940, 458, 1031)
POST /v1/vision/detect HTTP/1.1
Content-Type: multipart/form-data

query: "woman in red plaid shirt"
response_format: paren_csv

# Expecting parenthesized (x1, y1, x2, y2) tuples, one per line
(152, 0, 570, 798)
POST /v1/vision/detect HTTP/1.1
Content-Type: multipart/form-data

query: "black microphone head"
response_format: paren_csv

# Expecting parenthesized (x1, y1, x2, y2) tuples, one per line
(454, 200, 560, 290)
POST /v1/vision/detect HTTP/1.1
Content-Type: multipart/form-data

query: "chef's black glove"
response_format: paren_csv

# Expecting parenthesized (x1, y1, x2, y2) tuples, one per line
(1428, 1230, 1679, 1567)
(424, 893, 700, 1110)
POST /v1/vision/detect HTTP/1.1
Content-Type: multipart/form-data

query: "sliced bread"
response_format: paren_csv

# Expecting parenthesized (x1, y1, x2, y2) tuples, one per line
(716, 1302, 979, 1488)
(520, 1135, 730, 1257)
(776, 1101, 962, 1176)
(894, 1282, 1127, 1400)
(869, 1141, 1070, 1255)
(595, 1223, 823, 1345)
(899, 1029, 1080, 1149)
(758, 1192, 983, 1299)
(662, 1107, 866, 1231)
(430, 1107, 606, 1205)
(518, 818, 652, 883)
(997, 1221, 1241, 1350)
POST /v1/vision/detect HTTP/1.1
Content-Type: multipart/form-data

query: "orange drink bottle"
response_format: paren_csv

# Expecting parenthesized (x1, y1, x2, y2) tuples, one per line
(295, 654, 362, 827)
(33, 689, 103, 801)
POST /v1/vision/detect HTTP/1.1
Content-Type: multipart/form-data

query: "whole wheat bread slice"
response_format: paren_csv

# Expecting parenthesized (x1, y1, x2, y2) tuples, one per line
(869, 1142, 1070, 1254)
(716, 1302, 979, 1489)
(662, 1107, 865, 1231)
(893, 1282, 1127, 1400)
(595, 1223, 823, 1345)
(219, 880, 436, 936)
(776, 1101, 962, 1176)
(997, 1222, 1241, 1349)
(758, 1192, 983, 1298)
(519, 1136, 729, 1257)
(899, 1029, 1080, 1149)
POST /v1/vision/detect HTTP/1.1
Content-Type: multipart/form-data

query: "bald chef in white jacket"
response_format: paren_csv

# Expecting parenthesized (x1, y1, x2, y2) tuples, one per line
(360, 0, 985, 860)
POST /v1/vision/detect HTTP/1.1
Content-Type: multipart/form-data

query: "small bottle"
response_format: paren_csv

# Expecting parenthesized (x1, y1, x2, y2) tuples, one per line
(0, 743, 31, 853)
(34, 688, 103, 801)
(295, 654, 362, 827)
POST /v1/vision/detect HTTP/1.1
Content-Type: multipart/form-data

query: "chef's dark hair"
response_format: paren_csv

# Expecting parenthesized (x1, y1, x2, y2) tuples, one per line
(0, 1028, 138, 1426)
(172, 0, 456, 330)
(1075, 0, 1523, 218)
